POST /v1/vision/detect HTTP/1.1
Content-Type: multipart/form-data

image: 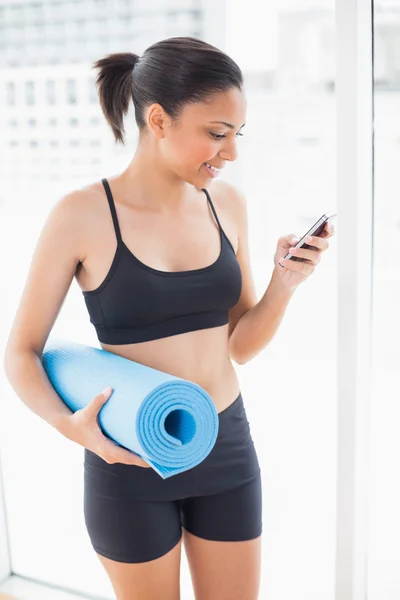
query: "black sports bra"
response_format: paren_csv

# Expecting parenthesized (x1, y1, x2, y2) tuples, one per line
(82, 178, 242, 344)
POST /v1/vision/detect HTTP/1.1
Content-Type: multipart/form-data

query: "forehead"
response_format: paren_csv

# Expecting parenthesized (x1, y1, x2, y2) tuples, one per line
(183, 87, 247, 126)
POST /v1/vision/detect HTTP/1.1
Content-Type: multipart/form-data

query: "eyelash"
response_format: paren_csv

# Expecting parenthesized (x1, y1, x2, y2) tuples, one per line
(210, 132, 244, 140)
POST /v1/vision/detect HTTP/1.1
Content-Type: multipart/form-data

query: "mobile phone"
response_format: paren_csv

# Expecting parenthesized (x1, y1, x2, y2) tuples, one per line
(283, 213, 337, 263)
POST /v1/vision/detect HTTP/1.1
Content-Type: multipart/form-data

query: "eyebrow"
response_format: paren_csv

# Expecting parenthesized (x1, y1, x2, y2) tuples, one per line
(208, 121, 246, 129)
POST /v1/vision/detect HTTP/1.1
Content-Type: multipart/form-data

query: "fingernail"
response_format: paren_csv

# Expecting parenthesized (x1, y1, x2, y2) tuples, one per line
(103, 386, 112, 397)
(291, 237, 299, 244)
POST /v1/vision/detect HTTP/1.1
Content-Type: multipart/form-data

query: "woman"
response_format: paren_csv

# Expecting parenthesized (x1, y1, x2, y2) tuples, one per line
(3, 37, 333, 600)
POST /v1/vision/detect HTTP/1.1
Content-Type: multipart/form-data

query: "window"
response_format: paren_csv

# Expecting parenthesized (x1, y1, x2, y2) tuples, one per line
(66, 79, 77, 104)
(25, 81, 35, 106)
(45, 80, 56, 105)
(367, 2, 400, 598)
(0, 2, 383, 600)
(6, 81, 16, 105)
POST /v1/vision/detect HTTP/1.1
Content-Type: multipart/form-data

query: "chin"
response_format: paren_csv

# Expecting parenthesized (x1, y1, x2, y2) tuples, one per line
(180, 171, 207, 188)
(197, 168, 213, 186)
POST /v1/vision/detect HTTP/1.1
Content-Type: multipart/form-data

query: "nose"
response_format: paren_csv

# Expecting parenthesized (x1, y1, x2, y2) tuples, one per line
(218, 137, 239, 163)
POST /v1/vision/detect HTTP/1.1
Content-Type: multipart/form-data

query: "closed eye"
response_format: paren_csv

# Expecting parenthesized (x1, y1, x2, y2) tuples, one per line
(210, 132, 244, 140)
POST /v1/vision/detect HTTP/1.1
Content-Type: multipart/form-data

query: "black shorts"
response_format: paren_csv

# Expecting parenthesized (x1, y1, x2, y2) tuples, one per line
(83, 391, 262, 563)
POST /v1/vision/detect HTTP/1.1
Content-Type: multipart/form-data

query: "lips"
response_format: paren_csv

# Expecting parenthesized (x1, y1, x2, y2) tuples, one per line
(204, 162, 222, 171)
(203, 163, 220, 178)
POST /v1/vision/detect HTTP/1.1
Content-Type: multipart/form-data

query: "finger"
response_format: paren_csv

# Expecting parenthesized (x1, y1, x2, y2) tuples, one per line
(279, 258, 314, 276)
(320, 228, 333, 239)
(280, 234, 299, 247)
(288, 246, 321, 264)
(288, 235, 300, 246)
(303, 235, 329, 250)
(85, 387, 113, 417)
(323, 222, 334, 237)
(101, 438, 146, 465)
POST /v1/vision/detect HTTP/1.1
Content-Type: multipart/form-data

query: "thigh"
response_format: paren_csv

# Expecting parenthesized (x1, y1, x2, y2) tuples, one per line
(180, 473, 262, 600)
(183, 530, 261, 600)
(96, 540, 182, 600)
(181, 471, 262, 542)
(84, 483, 182, 564)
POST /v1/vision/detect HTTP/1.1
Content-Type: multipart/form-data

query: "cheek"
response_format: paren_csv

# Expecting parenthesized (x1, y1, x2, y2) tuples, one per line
(170, 134, 217, 167)
(188, 141, 218, 167)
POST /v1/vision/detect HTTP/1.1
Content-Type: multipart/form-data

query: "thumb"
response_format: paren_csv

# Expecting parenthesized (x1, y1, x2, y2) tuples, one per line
(87, 386, 113, 415)
(288, 233, 300, 244)
(279, 233, 298, 247)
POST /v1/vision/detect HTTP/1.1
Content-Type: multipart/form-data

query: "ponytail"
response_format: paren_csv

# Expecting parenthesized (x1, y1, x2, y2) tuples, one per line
(92, 52, 140, 145)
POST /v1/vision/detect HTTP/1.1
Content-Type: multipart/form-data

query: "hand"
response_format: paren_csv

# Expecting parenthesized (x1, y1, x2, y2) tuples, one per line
(58, 387, 152, 467)
(273, 220, 335, 291)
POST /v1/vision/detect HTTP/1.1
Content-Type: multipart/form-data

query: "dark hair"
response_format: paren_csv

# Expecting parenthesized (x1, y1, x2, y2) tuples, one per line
(92, 36, 244, 146)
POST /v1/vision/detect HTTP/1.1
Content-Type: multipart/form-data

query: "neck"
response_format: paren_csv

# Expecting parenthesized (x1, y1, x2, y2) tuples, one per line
(118, 141, 202, 213)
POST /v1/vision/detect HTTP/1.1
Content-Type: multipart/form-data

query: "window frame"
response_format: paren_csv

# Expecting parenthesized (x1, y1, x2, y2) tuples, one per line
(0, 1, 375, 599)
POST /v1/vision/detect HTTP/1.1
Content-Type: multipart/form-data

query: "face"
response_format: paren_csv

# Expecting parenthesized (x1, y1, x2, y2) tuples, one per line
(146, 87, 247, 187)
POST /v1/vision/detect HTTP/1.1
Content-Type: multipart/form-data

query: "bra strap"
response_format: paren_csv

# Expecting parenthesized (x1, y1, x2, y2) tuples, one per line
(101, 178, 122, 243)
(202, 188, 223, 232)
(202, 187, 236, 255)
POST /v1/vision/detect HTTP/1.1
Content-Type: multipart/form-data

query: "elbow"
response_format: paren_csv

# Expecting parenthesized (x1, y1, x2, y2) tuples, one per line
(234, 355, 249, 366)
(228, 336, 246, 365)
(229, 343, 254, 365)
(234, 358, 246, 366)
(3, 346, 17, 383)
(228, 345, 248, 366)
(3, 346, 12, 379)
(3, 344, 31, 383)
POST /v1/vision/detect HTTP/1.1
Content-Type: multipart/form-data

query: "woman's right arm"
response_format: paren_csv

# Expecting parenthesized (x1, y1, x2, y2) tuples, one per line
(3, 190, 151, 467)
(3, 190, 88, 435)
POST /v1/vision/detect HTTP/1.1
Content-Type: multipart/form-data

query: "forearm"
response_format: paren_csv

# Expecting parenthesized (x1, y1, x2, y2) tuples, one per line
(3, 349, 73, 433)
(229, 268, 296, 365)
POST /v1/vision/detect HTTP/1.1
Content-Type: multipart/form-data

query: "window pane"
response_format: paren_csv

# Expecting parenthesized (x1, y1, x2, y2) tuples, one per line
(368, 2, 400, 598)
(225, 2, 336, 598)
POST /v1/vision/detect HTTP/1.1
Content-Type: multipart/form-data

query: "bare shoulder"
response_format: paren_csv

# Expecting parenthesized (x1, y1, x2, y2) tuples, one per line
(62, 180, 104, 211)
(208, 179, 246, 215)
(51, 180, 100, 221)
(208, 180, 247, 244)
(50, 181, 106, 261)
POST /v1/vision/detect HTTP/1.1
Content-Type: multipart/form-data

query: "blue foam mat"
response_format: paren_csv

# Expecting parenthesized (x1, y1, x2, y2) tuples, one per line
(41, 338, 219, 479)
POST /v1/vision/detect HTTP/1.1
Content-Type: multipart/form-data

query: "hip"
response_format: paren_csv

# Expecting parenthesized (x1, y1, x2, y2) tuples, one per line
(84, 390, 261, 502)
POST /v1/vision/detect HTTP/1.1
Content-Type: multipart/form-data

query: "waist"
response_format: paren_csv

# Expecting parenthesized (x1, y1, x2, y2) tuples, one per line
(100, 327, 239, 412)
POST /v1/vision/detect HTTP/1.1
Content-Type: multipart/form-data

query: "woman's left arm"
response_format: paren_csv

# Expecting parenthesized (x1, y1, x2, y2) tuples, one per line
(227, 189, 335, 364)
(229, 268, 296, 365)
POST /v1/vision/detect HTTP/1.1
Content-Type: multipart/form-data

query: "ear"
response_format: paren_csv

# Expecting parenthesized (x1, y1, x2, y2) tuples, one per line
(146, 103, 169, 139)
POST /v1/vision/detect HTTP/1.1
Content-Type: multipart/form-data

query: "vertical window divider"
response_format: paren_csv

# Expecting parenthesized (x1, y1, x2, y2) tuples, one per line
(0, 453, 11, 583)
(335, 1, 374, 599)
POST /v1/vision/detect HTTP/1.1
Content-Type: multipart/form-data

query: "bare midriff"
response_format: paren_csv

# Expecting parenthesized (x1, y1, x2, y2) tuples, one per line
(99, 325, 241, 414)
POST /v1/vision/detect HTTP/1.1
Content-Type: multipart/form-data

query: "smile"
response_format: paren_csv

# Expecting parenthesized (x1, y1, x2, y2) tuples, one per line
(203, 163, 220, 178)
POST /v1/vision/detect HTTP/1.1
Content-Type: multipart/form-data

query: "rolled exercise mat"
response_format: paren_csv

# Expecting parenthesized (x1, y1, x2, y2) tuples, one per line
(41, 338, 219, 479)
